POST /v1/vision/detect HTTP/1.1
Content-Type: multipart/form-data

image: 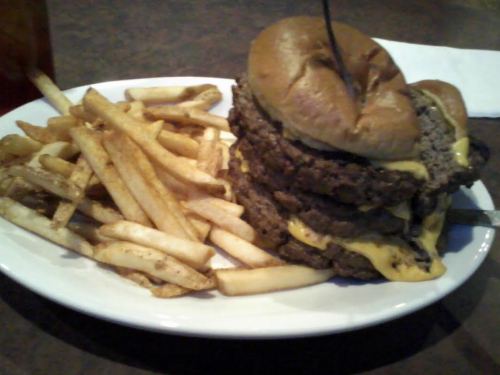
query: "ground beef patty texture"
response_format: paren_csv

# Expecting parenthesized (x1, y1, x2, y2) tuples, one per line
(226, 76, 489, 279)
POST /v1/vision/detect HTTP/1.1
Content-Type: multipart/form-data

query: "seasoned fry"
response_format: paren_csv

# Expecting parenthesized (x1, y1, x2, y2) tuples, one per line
(99, 220, 215, 270)
(116, 267, 157, 289)
(184, 198, 256, 242)
(77, 198, 123, 224)
(210, 228, 282, 268)
(217, 141, 230, 171)
(197, 127, 220, 176)
(178, 87, 223, 111)
(151, 283, 193, 298)
(145, 106, 230, 132)
(215, 265, 335, 296)
(5, 142, 80, 199)
(83, 88, 225, 193)
(157, 129, 200, 158)
(125, 84, 215, 105)
(0, 197, 94, 257)
(103, 132, 192, 238)
(27, 69, 72, 115)
(39, 154, 101, 189)
(17, 120, 61, 144)
(67, 221, 113, 244)
(7, 165, 83, 201)
(147, 120, 164, 139)
(39, 154, 74, 177)
(187, 190, 244, 217)
(46, 115, 78, 141)
(112, 131, 198, 240)
(0, 134, 42, 156)
(116, 267, 195, 298)
(186, 213, 211, 242)
(70, 127, 151, 226)
(28, 141, 79, 168)
(52, 156, 93, 228)
(47, 115, 78, 128)
(94, 241, 212, 290)
(126, 101, 147, 121)
(69, 104, 97, 122)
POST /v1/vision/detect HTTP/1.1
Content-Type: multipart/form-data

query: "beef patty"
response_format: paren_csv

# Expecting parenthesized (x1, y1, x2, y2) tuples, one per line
(227, 76, 488, 279)
(229, 157, 381, 279)
(229, 77, 422, 207)
(229, 77, 488, 212)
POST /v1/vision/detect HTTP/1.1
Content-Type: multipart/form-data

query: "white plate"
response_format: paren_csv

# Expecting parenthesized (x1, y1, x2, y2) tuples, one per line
(0, 77, 495, 339)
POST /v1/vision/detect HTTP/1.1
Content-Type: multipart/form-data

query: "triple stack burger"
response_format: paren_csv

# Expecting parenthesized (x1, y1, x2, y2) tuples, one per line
(228, 17, 489, 281)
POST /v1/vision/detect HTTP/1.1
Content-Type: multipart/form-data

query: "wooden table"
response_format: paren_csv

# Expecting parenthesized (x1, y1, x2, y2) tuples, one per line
(1, 1, 499, 374)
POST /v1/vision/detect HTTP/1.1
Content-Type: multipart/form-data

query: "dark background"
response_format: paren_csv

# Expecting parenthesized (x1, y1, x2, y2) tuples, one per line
(1, 1, 499, 374)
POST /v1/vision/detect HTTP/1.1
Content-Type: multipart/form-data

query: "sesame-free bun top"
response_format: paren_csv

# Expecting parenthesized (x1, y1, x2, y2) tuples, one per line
(248, 16, 420, 160)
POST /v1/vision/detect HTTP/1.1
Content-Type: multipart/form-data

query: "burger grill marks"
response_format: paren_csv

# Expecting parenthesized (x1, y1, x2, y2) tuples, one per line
(228, 76, 489, 281)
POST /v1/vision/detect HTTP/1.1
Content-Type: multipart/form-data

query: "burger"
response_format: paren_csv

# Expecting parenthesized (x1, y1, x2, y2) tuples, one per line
(227, 17, 489, 281)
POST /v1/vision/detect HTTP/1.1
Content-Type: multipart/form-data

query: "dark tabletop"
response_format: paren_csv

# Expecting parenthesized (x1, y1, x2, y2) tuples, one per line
(1, 1, 499, 374)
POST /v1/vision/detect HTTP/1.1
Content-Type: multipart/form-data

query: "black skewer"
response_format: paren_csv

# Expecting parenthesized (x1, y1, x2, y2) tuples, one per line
(321, 0, 356, 99)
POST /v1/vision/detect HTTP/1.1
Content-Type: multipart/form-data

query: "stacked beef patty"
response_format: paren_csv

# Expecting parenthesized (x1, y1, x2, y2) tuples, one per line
(227, 77, 489, 279)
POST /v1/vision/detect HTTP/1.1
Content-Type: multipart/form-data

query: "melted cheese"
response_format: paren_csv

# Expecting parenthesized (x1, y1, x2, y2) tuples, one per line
(451, 137, 470, 167)
(371, 160, 429, 180)
(287, 212, 447, 282)
(235, 149, 249, 173)
(386, 201, 411, 221)
(288, 217, 330, 250)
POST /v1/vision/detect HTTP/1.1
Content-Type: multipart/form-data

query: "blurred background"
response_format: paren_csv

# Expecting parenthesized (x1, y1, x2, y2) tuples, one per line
(44, 0, 500, 87)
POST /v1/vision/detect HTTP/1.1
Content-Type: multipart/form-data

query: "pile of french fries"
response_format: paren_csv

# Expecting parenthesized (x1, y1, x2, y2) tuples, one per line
(0, 70, 334, 298)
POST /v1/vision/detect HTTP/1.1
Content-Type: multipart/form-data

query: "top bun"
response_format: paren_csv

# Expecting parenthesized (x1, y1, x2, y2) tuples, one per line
(411, 80, 467, 139)
(248, 16, 420, 160)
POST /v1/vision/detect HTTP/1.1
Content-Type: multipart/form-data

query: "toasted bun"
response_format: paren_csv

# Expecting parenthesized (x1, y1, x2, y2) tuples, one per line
(248, 16, 420, 160)
(411, 80, 467, 139)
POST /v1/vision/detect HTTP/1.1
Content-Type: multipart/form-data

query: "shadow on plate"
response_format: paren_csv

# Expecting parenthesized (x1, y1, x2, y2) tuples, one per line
(1, 254, 498, 375)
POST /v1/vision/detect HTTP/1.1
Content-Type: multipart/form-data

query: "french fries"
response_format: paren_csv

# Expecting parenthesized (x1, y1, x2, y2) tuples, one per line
(67, 221, 113, 244)
(77, 199, 123, 224)
(184, 198, 256, 242)
(0, 134, 42, 156)
(39, 154, 101, 190)
(17, 120, 64, 144)
(0, 78, 337, 299)
(94, 241, 212, 290)
(210, 228, 282, 268)
(0, 197, 94, 257)
(99, 220, 215, 270)
(157, 129, 199, 158)
(83, 88, 225, 194)
(7, 165, 83, 201)
(70, 127, 151, 226)
(125, 84, 215, 105)
(177, 86, 223, 111)
(51, 156, 93, 228)
(103, 132, 193, 239)
(39, 154, 74, 176)
(27, 69, 72, 115)
(215, 266, 335, 296)
(107, 130, 199, 241)
(145, 106, 230, 132)
(197, 127, 220, 176)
